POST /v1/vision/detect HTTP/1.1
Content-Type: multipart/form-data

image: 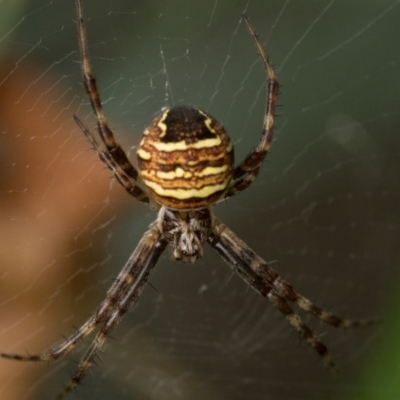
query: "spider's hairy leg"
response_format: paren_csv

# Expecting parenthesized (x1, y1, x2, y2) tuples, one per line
(223, 16, 279, 200)
(74, 116, 154, 207)
(211, 220, 377, 328)
(57, 224, 167, 399)
(208, 229, 336, 370)
(290, 294, 378, 328)
(75, 0, 150, 206)
(5, 255, 150, 364)
(208, 219, 374, 370)
(0, 317, 98, 363)
(1, 222, 165, 372)
(10, 255, 167, 363)
(223, 224, 378, 328)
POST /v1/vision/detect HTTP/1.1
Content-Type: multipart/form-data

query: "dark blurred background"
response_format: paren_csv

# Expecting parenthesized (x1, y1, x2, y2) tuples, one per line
(0, 1, 399, 399)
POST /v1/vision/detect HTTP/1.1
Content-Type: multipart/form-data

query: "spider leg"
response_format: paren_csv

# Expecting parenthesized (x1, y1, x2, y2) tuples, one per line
(1, 222, 166, 368)
(216, 221, 375, 328)
(75, 0, 150, 206)
(74, 116, 157, 208)
(222, 16, 279, 201)
(57, 224, 167, 399)
(0, 316, 98, 363)
(208, 219, 374, 369)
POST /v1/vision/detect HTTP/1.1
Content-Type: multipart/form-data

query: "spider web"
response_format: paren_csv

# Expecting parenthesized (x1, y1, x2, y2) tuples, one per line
(0, 1, 399, 399)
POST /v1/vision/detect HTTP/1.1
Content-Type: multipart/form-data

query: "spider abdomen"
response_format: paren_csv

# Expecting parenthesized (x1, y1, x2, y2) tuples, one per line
(137, 106, 234, 209)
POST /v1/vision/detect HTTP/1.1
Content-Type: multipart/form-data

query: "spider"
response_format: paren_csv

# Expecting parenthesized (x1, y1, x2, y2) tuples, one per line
(1, 0, 374, 398)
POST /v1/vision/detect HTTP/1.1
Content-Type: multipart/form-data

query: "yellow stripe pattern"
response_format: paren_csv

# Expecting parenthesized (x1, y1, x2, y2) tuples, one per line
(137, 106, 234, 209)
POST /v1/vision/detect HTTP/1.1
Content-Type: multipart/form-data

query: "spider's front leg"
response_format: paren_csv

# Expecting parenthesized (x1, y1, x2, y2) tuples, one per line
(57, 223, 167, 400)
(1, 222, 167, 400)
(57, 222, 168, 399)
(208, 218, 375, 370)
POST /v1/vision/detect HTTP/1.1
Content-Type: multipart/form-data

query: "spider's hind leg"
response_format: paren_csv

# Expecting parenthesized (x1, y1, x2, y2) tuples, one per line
(75, 0, 156, 208)
(74, 116, 153, 207)
(221, 16, 279, 201)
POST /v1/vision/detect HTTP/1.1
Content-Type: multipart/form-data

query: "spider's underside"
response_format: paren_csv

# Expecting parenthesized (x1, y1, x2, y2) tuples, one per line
(0, 0, 374, 398)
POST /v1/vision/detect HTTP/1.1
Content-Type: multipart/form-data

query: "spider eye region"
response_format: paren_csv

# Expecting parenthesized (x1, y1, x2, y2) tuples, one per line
(160, 208, 212, 263)
(137, 106, 234, 209)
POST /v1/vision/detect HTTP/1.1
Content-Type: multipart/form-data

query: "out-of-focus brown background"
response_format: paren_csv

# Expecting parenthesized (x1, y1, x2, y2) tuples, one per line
(0, 1, 399, 400)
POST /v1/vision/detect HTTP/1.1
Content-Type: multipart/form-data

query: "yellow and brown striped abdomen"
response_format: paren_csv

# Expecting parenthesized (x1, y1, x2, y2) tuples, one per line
(137, 106, 234, 210)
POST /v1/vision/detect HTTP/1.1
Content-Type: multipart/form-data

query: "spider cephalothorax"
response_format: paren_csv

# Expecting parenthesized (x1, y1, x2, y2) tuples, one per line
(158, 207, 213, 263)
(0, 1, 374, 398)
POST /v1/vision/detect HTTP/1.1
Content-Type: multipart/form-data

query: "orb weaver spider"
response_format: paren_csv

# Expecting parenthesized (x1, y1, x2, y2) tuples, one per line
(1, 1, 374, 398)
